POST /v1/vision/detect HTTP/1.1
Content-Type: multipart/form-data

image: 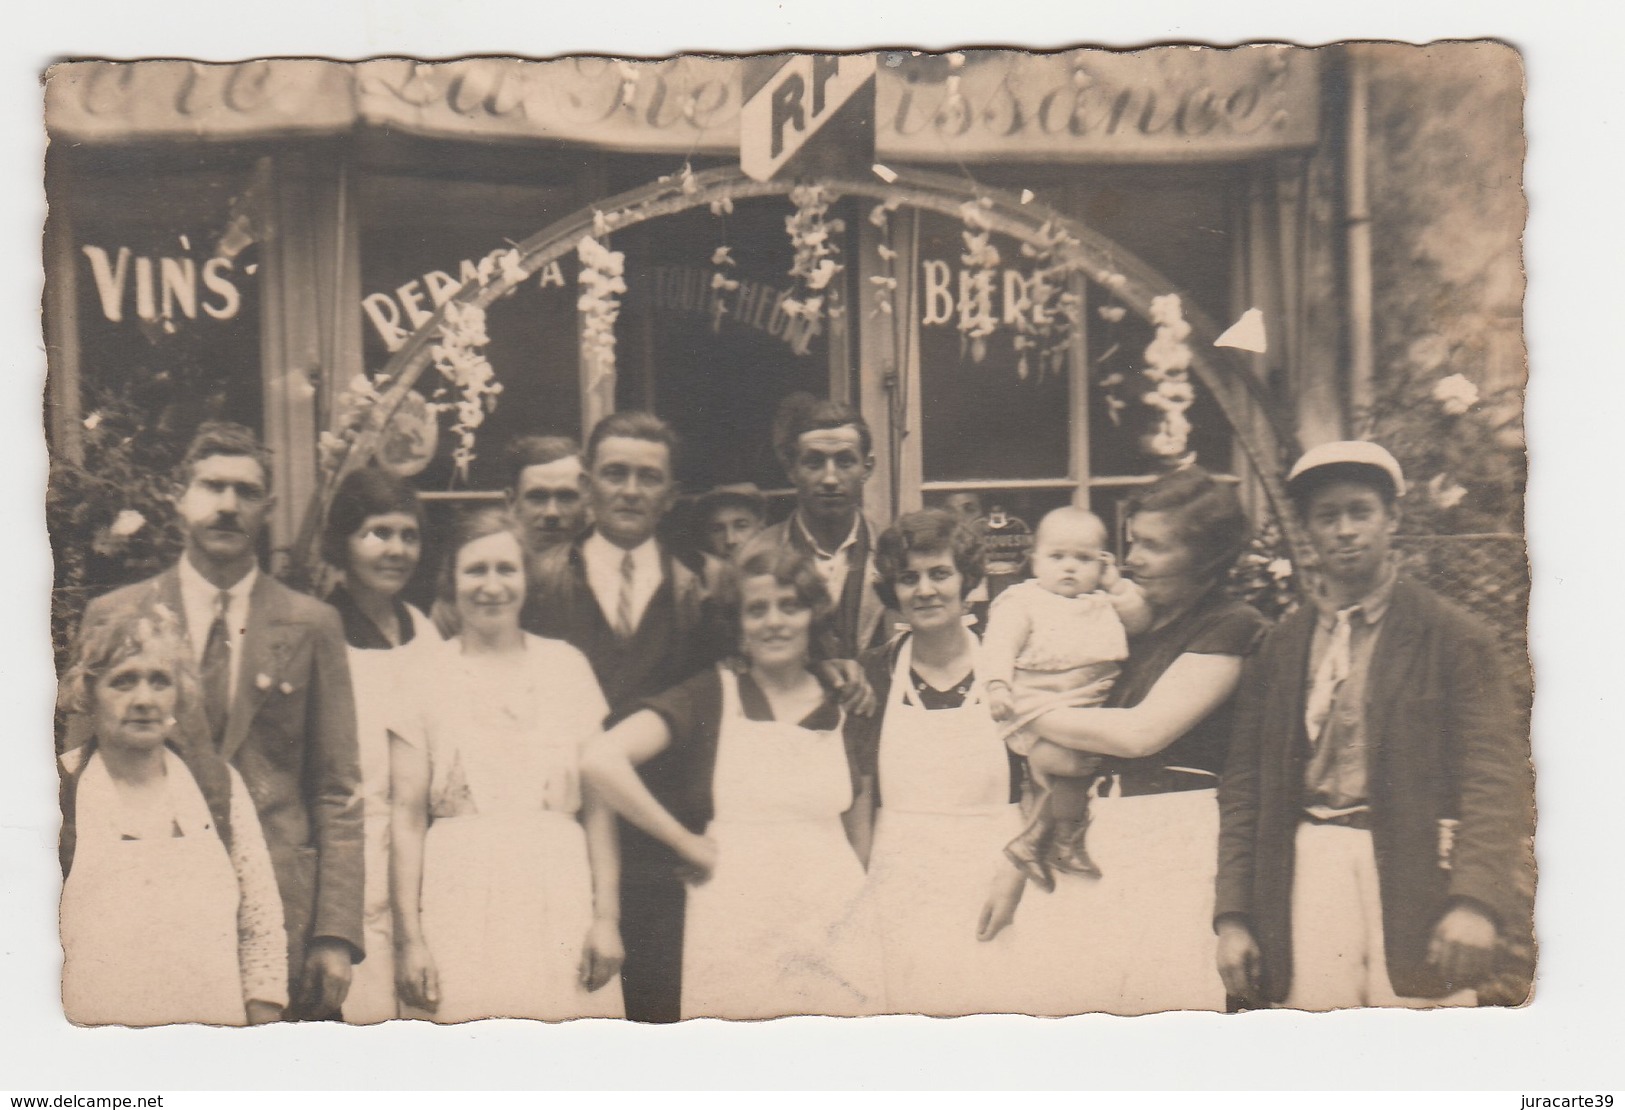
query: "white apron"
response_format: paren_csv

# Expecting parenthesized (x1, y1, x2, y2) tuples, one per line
(866, 636, 1028, 1015)
(61, 750, 248, 1026)
(681, 667, 883, 1019)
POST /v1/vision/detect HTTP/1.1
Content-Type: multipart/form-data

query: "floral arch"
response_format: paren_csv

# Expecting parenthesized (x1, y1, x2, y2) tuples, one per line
(293, 164, 1304, 578)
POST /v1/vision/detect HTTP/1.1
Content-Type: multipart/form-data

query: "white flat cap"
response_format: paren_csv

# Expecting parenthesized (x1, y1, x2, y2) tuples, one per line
(1286, 440, 1406, 498)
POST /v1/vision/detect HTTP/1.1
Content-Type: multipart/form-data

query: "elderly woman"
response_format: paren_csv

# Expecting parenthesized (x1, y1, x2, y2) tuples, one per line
(390, 508, 624, 1022)
(850, 510, 1031, 1016)
(321, 467, 436, 1023)
(984, 466, 1267, 1015)
(582, 546, 882, 1020)
(58, 604, 286, 1026)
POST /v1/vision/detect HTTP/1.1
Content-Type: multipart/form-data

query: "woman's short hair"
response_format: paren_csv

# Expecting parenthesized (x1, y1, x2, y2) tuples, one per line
(871, 509, 985, 611)
(321, 467, 424, 570)
(435, 506, 529, 609)
(59, 601, 197, 720)
(713, 545, 835, 662)
(1124, 465, 1253, 581)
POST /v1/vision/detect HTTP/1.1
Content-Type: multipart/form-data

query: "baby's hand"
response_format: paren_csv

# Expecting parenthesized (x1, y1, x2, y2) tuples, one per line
(988, 684, 1016, 723)
(1098, 551, 1122, 591)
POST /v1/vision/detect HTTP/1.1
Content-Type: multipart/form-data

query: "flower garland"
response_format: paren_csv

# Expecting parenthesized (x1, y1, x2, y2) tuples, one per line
(866, 199, 902, 320)
(430, 300, 502, 480)
(1140, 293, 1197, 462)
(578, 234, 628, 397)
(709, 245, 739, 332)
(1011, 218, 1085, 380)
(956, 197, 999, 363)
(319, 246, 521, 484)
(781, 184, 845, 337)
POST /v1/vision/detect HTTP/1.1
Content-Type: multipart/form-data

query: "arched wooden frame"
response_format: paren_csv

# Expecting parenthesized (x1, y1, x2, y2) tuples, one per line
(294, 164, 1304, 575)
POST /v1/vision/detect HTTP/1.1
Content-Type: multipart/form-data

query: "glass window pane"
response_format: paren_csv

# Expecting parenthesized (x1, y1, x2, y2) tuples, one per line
(915, 210, 1071, 483)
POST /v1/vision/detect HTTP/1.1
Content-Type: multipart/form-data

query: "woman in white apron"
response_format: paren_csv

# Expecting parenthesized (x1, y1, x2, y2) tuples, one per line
(583, 546, 883, 1020)
(855, 510, 1031, 1016)
(391, 510, 625, 1023)
(58, 605, 286, 1026)
(321, 468, 437, 1023)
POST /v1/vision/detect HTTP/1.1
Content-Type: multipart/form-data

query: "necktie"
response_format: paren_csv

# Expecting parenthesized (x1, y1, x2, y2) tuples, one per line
(1304, 605, 1358, 743)
(201, 589, 232, 746)
(615, 550, 637, 639)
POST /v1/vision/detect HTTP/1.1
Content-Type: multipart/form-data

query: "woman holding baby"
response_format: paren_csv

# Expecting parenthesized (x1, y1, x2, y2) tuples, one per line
(989, 466, 1268, 1015)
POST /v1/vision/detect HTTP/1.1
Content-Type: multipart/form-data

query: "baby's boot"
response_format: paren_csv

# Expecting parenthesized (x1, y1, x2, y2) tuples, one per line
(1048, 815, 1102, 879)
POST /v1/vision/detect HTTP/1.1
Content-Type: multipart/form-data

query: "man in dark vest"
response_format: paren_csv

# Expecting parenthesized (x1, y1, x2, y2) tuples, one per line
(524, 411, 714, 1023)
(736, 394, 888, 659)
(1215, 441, 1530, 1009)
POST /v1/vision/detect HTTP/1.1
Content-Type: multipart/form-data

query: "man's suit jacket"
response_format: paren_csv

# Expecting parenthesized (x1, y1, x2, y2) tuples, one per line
(1215, 578, 1530, 1001)
(68, 567, 365, 984)
(737, 515, 888, 657)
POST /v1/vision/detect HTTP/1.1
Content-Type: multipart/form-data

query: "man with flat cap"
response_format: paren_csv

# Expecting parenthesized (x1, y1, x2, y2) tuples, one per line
(1215, 441, 1530, 1009)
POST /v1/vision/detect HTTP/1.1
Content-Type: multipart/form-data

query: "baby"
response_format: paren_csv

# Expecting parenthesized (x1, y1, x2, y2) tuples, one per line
(982, 507, 1152, 887)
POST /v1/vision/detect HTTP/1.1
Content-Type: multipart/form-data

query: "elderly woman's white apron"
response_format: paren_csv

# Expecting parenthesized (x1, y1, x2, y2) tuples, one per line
(61, 750, 247, 1026)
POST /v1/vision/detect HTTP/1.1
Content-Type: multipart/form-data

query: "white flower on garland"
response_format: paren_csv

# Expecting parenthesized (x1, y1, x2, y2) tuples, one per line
(431, 302, 501, 480)
(1432, 373, 1480, 416)
(578, 234, 628, 396)
(1011, 219, 1084, 380)
(785, 185, 846, 337)
(1140, 293, 1197, 462)
(956, 198, 1001, 363)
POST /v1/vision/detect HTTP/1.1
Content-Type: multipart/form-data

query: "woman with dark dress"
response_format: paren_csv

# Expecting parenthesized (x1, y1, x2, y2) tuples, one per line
(983, 466, 1267, 1015)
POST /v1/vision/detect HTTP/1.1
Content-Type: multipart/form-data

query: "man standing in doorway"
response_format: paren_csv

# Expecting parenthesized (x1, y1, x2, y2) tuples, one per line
(1215, 441, 1529, 1010)
(69, 422, 363, 1020)
(738, 394, 887, 659)
(525, 411, 714, 1024)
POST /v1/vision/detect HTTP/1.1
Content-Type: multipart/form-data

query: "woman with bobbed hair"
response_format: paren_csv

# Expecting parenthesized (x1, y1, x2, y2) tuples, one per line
(583, 545, 882, 1019)
(58, 604, 287, 1026)
(320, 466, 435, 1022)
(390, 508, 624, 1022)
(850, 509, 1032, 1015)
(985, 466, 1268, 1015)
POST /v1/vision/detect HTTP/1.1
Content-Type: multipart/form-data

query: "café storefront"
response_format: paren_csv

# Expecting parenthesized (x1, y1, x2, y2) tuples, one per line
(45, 49, 1357, 596)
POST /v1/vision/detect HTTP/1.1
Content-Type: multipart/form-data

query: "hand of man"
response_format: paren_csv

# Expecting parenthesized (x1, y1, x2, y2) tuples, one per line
(1215, 918, 1263, 1003)
(819, 658, 877, 717)
(675, 832, 720, 886)
(1428, 903, 1498, 989)
(300, 937, 355, 1017)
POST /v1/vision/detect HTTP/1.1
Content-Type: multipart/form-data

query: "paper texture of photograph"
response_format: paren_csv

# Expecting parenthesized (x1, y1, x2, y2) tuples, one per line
(42, 44, 1533, 1027)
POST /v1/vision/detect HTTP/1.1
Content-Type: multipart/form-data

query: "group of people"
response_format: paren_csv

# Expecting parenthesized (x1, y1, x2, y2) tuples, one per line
(56, 392, 1529, 1026)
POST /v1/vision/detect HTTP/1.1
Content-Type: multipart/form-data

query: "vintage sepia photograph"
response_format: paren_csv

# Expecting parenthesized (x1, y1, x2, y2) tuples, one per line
(41, 43, 1533, 1031)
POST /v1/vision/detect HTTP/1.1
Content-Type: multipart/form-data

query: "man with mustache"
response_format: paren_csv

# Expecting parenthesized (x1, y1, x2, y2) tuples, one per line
(67, 422, 363, 1020)
(522, 410, 715, 1024)
(1215, 441, 1529, 1010)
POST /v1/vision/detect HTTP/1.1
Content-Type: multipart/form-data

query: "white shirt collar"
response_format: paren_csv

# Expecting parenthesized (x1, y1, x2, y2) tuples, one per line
(176, 552, 257, 613)
(794, 512, 861, 560)
(582, 530, 660, 574)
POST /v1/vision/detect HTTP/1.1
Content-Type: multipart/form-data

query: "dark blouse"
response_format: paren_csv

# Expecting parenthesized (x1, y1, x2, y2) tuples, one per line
(638, 665, 861, 835)
(327, 585, 419, 651)
(1104, 586, 1268, 777)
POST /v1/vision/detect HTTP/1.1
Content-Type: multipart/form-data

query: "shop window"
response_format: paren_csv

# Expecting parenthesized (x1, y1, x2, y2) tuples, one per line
(59, 156, 264, 444)
(357, 173, 582, 492)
